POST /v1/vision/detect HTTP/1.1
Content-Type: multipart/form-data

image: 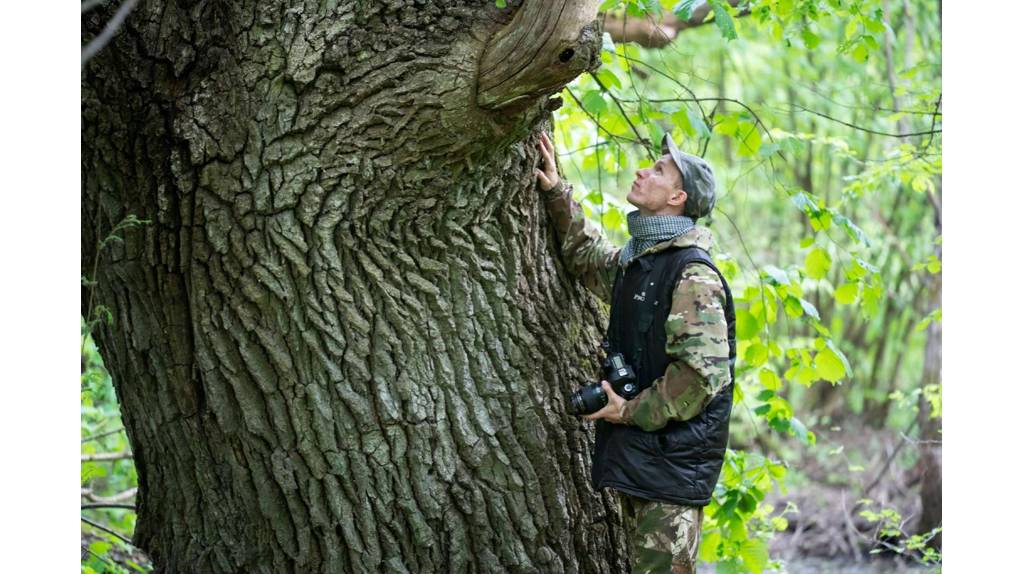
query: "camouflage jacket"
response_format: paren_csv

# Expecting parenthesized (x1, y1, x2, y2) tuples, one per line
(542, 181, 731, 432)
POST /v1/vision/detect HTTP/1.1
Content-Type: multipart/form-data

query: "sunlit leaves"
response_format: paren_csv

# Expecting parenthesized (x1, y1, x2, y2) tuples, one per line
(835, 283, 859, 304)
(759, 368, 782, 391)
(709, 0, 739, 40)
(735, 308, 761, 340)
(813, 339, 851, 383)
(913, 255, 941, 274)
(804, 247, 831, 280)
(580, 90, 607, 115)
(739, 539, 769, 574)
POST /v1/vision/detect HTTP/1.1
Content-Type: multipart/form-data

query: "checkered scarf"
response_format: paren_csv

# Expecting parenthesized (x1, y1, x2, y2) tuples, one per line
(619, 210, 695, 265)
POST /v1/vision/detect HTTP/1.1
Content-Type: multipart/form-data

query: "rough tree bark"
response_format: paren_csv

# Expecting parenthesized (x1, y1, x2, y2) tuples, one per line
(82, 1, 632, 572)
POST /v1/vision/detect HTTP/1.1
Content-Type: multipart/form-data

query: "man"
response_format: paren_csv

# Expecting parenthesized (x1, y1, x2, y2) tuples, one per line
(534, 130, 736, 574)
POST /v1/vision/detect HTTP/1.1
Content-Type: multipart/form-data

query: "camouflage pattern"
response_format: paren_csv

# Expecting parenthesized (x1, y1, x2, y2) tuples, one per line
(541, 180, 620, 304)
(620, 493, 703, 574)
(542, 181, 731, 432)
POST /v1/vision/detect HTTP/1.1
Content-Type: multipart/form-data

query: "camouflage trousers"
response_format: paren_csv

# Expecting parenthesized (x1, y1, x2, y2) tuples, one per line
(619, 493, 704, 574)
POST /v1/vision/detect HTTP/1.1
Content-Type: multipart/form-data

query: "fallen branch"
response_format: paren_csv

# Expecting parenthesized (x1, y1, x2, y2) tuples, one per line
(83, 451, 133, 462)
(81, 517, 134, 546)
(82, 487, 137, 504)
(82, 503, 136, 511)
(82, 427, 126, 443)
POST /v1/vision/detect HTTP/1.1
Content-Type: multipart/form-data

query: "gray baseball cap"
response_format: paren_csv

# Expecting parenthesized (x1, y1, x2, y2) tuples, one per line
(662, 134, 717, 219)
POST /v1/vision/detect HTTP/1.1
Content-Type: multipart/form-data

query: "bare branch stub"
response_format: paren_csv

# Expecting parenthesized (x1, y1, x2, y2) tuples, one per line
(477, 0, 603, 110)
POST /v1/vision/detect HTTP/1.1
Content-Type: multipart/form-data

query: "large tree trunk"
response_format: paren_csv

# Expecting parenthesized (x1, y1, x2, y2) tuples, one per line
(82, 1, 628, 572)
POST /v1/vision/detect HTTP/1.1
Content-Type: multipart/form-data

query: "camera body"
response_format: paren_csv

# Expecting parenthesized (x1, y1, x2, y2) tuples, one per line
(568, 352, 639, 416)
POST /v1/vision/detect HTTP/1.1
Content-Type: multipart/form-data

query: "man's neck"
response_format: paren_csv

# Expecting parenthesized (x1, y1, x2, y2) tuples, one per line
(637, 207, 684, 217)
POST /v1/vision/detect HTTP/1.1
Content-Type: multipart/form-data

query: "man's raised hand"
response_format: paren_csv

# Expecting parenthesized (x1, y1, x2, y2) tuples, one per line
(534, 131, 561, 193)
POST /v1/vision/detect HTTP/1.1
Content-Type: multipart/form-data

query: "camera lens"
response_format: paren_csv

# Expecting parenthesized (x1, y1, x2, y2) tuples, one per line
(568, 382, 608, 415)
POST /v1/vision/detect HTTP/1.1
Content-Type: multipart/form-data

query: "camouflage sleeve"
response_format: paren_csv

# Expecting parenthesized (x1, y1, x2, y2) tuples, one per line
(619, 263, 731, 432)
(541, 180, 621, 304)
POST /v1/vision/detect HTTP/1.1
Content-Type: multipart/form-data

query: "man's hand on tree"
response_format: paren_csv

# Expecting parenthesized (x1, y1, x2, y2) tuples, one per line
(583, 381, 626, 424)
(534, 131, 561, 192)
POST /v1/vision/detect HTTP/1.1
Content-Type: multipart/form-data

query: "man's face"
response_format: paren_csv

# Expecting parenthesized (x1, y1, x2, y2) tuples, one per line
(627, 154, 687, 216)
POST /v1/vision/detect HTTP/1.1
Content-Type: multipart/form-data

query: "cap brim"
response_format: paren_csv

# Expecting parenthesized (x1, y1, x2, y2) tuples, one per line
(661, 133, 687, 189)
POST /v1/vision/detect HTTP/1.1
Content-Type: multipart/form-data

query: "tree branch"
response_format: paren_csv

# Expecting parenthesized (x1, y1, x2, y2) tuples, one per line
(82, 451, 133, 462)
(478, 0, 603, 110)
(564, 87, 643, 147)
(588, 72, 655, 160)
(603, 1, 748, 48)
(82, 487, 138, 504)
(81, 517, 134, 546)
(792, 103, 942, 138)
(83, 503, 137, 510)
(82, 427, 125, 443)
(81, 0, 140, 67)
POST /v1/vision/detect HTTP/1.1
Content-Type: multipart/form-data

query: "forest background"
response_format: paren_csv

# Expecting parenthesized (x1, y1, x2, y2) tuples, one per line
(0, 1, 1016, 573)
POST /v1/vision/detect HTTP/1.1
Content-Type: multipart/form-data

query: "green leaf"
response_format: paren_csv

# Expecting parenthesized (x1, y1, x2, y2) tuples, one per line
(699, 529, 723, 562)
(739, 538, 769, 574)
(745, 343, 769, 367)
(602, 206, 624, 231)
(799, 237, 815, 249)
(673, 107, 695, 138)
(495, 0, 507, 7)
(804, 247, 831, 280)
(814, 345, 846, 383)
(799, 298, 820, 320)
(709, 0, 738, 40)
(735, 309, 760, 340)
(672, 0, 700, 20)
(790, 192, 818, 215)
(581, 90, 607, 115)
(783, 296, 803, 318)
(801, 26, 820, 49)
(915, 307, 942, 332)
(593, 67, 622, 90)
(834, 213, 871, 246)
(790, 417, 816, 446)
(736, 121, 762, 157)
(762, 265, 790, 286)
(688, 108, 711, 138)
(759, 368, 782, 391)
(852, 42, 870, 62)
(835, 283, 859, 304)
(714, 113, 740, 136)
(89, 540, 113, 556)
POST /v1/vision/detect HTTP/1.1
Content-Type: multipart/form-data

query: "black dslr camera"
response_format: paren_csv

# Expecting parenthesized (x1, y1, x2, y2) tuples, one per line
(568, 350, 639, 416)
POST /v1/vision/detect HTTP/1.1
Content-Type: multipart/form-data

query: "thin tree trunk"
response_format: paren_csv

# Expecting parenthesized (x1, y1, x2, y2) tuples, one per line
(82, 2, 628, 571)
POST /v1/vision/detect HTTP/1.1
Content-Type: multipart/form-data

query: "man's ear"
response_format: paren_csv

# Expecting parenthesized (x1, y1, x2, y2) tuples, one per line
(669, 188, 688, 210)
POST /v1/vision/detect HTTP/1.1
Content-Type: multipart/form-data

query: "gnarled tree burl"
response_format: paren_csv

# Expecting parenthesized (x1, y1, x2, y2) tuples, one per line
(82, 1, 630, 572)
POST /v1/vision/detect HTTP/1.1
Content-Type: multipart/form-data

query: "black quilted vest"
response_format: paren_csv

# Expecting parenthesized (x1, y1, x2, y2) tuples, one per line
(592, 246, 736, 506)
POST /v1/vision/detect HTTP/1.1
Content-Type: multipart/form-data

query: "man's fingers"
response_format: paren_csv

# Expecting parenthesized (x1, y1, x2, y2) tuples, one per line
(535, 169, 551, 188)
(539, 139, 554, 165)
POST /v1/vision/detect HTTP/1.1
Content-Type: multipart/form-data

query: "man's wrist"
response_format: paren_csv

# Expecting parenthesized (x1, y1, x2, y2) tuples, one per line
(617, 399, 633, 425)
(542, 179, 568, 201)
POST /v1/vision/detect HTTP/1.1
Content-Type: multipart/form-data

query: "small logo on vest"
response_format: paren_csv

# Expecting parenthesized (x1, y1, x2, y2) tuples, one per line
(633, 291, 646, 302)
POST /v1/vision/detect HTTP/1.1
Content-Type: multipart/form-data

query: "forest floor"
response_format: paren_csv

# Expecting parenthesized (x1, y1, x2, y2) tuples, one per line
(761, 419, 939, 573)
